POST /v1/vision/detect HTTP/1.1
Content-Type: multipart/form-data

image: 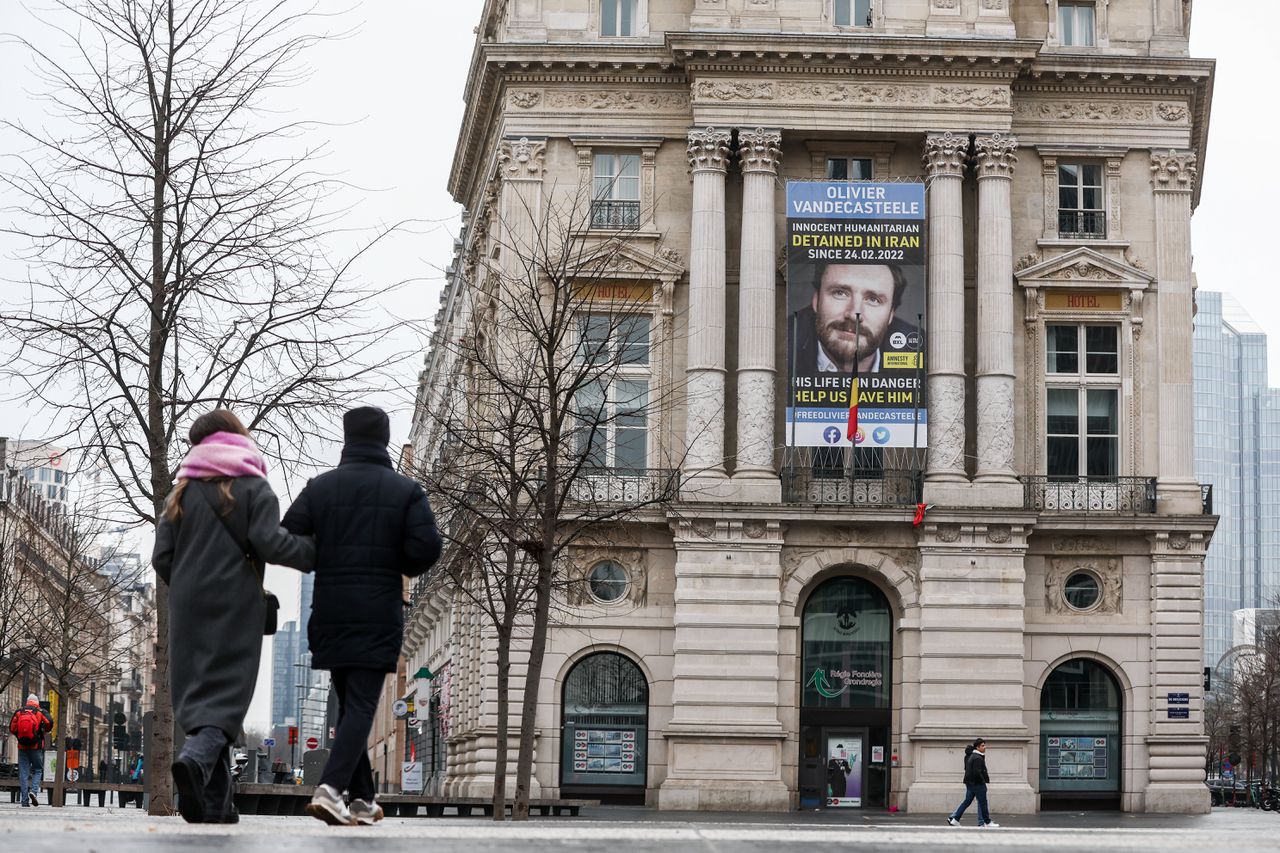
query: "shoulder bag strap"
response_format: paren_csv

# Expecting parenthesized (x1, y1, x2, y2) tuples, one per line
(192, 482, 265, 586)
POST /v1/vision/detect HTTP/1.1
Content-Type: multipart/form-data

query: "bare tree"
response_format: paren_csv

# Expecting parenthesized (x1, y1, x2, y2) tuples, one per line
(1, 1, 407, 813)
(414, 184, 683, 820)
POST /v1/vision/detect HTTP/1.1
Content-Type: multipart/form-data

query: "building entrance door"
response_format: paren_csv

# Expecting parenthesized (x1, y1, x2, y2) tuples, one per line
(798, 576, 893, 811)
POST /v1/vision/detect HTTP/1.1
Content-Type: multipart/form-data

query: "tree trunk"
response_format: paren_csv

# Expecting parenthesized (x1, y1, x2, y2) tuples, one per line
(512, 553, 554, 821)
(492, 623, 511, 821)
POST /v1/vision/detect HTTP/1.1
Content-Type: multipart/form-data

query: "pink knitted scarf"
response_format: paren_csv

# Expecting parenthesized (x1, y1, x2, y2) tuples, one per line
(177, 431, 268, 480)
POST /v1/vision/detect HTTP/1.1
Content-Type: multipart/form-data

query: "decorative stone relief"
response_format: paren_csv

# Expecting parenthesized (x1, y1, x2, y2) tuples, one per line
(1015, 101, 1161, 124)
(1168, 532, 1191, 550)
(1123, 248, 1148, 272)
(987, 524, 1012, 544)
(973, 133, 1018, 178)
(1156, 102, 1189, 122)
(659, 247, 684, 267)
(694, 80, 776, 101)
(1045, 558, 1123, 615)
(743, 520, 767, 539)
(687, 127, 732, 173)
(1043, 261, 1124, 282)
(690, 519, 716, 539)
(736, 371, 776, 469)
(513, 90, 690, 111)
(696, 80, 1009, 109)
(739, 128, 782, 174)
(981, 0, 1007, 7)
(932, 0, 959, 7)
(1015, 253, 1042, 272)
(936, 524, 961, 543)
(927, 375, 965, 476)
(976, 379, 1016, 472)
(497, 137, 546, 179)
(1150, 150, 1198, 192)
(922, 132, 968, 178)
(1051, 535, 1117, 552)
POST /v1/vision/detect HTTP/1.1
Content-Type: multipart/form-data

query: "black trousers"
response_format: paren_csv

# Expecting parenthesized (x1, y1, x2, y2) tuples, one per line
(319, 668, 385, 801)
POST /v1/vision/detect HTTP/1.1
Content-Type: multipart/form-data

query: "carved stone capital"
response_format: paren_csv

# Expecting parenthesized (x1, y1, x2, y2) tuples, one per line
(738, 127, 782, 174)
(922, 132, 968, 179)
(687, 126, 732, 174)
(1150, 149, 1198, 193)
(497, 137, 546, 180)
(973, 133, 1018, 179)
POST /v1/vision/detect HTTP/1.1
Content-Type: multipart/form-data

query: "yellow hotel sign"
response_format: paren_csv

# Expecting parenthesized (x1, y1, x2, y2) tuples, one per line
(575, 282, 653, 303)
(1044, 290, 1123, 311)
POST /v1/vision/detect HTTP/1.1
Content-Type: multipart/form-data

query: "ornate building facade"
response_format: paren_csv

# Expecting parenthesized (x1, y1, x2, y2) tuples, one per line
(402, 0, 1215, 814)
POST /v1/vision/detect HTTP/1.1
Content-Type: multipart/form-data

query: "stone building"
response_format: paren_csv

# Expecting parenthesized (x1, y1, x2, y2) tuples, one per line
(400, 0, 1216, 814)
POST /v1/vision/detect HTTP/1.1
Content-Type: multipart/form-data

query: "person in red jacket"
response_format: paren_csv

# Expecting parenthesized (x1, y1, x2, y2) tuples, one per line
(9, 695, 53, 808)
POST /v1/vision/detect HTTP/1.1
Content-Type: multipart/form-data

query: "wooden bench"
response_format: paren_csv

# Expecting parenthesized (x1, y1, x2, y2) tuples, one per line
(0, 779, 145, 808)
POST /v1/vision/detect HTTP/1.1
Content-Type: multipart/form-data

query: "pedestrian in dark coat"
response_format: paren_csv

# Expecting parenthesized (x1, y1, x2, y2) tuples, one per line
(283, 405, 441, 826)
(947, 737, 999, 828)
(153, 409, 314, 824)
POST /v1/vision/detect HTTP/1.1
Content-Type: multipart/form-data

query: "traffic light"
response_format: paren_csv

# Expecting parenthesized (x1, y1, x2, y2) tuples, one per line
(288, 726, 298, 746)
(113, 725, 129, 750)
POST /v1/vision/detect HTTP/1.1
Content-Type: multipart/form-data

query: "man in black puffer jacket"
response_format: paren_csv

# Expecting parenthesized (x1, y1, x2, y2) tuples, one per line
(283, 406, 441, 826)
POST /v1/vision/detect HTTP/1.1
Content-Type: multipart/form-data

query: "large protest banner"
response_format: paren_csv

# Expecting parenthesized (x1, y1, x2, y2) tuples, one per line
(785, 181, 927, 448)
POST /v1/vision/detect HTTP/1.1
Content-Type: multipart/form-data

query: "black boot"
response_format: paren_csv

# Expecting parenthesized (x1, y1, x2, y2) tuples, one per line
(172, 727, 226, 824)
(203, 746, 239, 824)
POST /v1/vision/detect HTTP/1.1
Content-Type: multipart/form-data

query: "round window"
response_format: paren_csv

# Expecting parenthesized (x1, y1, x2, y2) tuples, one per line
(1063, 572, 1101, 611)
(588, 561, 630, 603)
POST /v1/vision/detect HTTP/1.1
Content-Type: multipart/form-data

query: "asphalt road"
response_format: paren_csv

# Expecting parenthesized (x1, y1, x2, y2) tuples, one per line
(2, 803, 1277, 851)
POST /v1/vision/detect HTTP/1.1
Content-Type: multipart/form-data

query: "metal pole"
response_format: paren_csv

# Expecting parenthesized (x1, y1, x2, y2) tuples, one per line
(88, 682, 96, 782)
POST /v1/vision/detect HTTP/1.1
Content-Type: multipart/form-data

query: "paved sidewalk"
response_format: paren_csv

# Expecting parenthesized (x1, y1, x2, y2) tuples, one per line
(1, 801, 1276, 851)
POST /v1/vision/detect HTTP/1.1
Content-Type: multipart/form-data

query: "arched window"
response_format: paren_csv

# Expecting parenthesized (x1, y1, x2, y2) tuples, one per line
(1040, 659, 1122, 798)
(560, 652, 648, 795)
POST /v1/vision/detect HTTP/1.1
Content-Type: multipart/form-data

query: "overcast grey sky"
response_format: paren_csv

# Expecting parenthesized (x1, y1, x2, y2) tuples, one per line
(0, 3, 1270, 729)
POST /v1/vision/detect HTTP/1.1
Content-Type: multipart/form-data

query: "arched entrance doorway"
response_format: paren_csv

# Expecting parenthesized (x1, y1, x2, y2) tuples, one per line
(798, 576, 893, 809)
(560, 651, 648, 804)
(1039, 658, 1122, 810)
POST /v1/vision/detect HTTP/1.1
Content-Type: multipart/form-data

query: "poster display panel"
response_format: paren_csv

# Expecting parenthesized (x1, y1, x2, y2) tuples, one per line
(825, 735, 863, 807)
(785, 181, 927, 448)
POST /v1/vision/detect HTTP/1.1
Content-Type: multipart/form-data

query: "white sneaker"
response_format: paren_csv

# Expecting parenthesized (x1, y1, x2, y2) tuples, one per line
(981, 822, 1001, 828)
(305, 783, 354, 826)
(947, 817, 960, 826)
(349, 798, 384, 826)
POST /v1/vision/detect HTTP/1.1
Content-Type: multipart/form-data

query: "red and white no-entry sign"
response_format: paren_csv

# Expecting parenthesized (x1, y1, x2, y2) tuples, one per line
(306, 736, 319, 750)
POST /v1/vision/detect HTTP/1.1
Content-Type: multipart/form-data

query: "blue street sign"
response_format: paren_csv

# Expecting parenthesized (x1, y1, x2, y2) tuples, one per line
(263, 737, 276, 747)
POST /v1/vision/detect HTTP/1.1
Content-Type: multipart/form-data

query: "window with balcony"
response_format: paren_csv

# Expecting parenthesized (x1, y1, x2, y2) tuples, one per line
(834, 0, 872, 28)
(1058, 162, 1105, 239)
(600, 0, 636, 38)
(826, 157, 873, 181)
(592, 152, 641, 229)
(1058, 2, 1096, 47)
(1046, 324, 1119, 479)
(574, 314, 651, 471)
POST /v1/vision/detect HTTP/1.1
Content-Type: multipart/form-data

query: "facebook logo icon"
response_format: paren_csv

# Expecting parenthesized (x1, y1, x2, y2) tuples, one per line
(823, 427, 841, 445)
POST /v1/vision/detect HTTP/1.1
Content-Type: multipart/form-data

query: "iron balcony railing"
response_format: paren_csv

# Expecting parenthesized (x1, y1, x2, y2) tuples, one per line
(1020, 476, 1156, 514)
(590, 199, 641, 229)
(781, 447, 924, 507)
(1058, 208, 1106, 239)
(566, 467, 680, 505)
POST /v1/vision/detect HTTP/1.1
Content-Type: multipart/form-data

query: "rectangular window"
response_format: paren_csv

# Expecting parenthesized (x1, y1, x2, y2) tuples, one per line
(834, 0, 872, 27)
(1059, 2, 1096, 48)
(1046, 324, 1120, 479)
(826, 157, 873, 181)
(592, 152, 641, 228)
(600, 0, 635, 38)
(1058, 162, 1104, 237)
(574, 314, 652, 471)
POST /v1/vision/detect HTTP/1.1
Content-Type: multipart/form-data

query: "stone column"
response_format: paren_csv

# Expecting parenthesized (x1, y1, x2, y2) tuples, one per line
(972, 134, 1020, 501)
(1151, 150, 1202, 514)
(683, 127, 732, 485)
(734, 128, 782, 495)
(922, 133, 968, 488)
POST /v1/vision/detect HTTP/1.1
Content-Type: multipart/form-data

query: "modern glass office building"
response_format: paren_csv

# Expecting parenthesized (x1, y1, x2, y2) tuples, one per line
(1193, 291, 1279, 669)
(270, 620, 300, 728)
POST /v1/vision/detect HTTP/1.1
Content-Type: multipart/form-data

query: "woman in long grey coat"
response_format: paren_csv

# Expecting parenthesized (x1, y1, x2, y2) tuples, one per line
(153, 409, 313, 823)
